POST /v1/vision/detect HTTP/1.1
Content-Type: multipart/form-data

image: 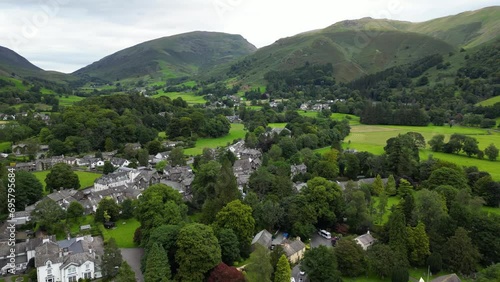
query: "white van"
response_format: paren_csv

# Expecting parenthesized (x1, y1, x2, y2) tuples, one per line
(318, 229, 331, 239)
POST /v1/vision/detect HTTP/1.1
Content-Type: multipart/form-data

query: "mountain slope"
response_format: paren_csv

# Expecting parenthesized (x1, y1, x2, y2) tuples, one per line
(0, 46, 42, 76)
(74, 31, 257, 82)
(207, 6, 499, 85)
(407, 6, 500, 48)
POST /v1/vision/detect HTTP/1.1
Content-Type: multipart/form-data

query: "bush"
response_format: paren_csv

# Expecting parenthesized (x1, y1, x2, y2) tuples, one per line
(391, 267, 409, 282)
(427, 253, 442, 274)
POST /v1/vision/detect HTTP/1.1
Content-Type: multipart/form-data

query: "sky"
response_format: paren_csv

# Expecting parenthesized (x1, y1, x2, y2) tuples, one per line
(0, 0, 497, 73)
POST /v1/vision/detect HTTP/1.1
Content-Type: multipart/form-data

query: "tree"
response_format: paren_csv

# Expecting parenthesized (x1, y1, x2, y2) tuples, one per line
(301, 245, 341, 282)
(214, 159, 240, 207)
(115, 261, 136, 282)
(427, 253, 442, 274)
(135, 184, 187, 243)
(208, 262, 245, 282)
(414, 189, 448, 231)
(462, 137, 480, 157)
(476, 263, 500, 282)
(175, 223, 221, 282)
(442, 227, 480, 274)
(155, 160, 167, 172)
(66, 201, 84, 222)
(384, 134, 420, 177)
(245, 245, 273, 282)
(103, 161, 115, 175)
(254, 200, 284, 232)
(104, 137, 114, 152)
(31, 198, 66, 233)
(13, 171, 43, 210)
(214, 200, 255, 257)
(484, 143, 499, 161)
(95, 198, 120, 223)
(385, 175, 397, 196)
(215, 228, 240, 266)
(138, 149, 149, 167)
(274, 255, 291, 282)
(45, 163, 80, 192)
(270, 245, 286, 281)
(344, 153, 360, 180)
(169, 147, 186, 166)
(406, 221, 430, 266)
(345, 190, 370, 232)
(371, 174, 384, 195)
(425, 167, 469, 191)
(335, 238, 367, 277)
(120, 198, 135, 219)
(387, 208, 408, 266)
(101, 238, 122, 279)
(144, 243, 171, 282)
(428, 135, 445, 152)
(367, 244, 399, 279)
(391, 267, 409, 282)
(376, 191, 388, 224)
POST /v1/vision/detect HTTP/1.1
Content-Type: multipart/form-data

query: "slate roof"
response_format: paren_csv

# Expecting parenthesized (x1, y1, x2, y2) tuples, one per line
(431, 274, 462, 282)
(283, 239, 306, 257)
(355, 232, 375, 248)
(251, 230, 273, 248)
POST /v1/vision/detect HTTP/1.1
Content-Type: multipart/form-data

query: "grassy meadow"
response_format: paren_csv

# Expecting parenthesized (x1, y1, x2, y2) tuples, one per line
(152, 91, 206, 104)
(184, 123, 246, 155)
(100, 218, 140, 248)
(342, 124, 500, 180)
(0, 141, 11, 152)
(32, 170, 102, 193)
(476, 95, 500, 107)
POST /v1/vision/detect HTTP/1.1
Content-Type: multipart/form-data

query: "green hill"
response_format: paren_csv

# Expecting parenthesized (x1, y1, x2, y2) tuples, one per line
(207, 6, 499, 86)
(0, 46, 42, 75)
(407, 6, 500, 48)
(74, 31, 257, 83)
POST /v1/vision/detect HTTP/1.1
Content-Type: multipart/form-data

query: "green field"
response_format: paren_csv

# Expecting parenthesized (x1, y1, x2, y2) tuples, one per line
(184, 123, 246, 155)
(100, 218, 140, 248)
(152, 91, 206, 104)
(482, 206, 500, 216)
(32, 170, 102, 192)
(476, 95, 500, 107)
(0, 141, 11, 152)
(59, 95, 85, 106)
(268, 123, 287, 128)
(342, 124, 500, 180)
(372, 196, 401, 224)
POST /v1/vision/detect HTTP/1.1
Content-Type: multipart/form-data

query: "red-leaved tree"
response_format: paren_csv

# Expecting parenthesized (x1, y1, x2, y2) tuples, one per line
(208, 263, 245, 282)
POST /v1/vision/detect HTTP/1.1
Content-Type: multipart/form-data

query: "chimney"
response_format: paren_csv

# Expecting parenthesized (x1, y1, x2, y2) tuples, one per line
(367, 230, 370, 235)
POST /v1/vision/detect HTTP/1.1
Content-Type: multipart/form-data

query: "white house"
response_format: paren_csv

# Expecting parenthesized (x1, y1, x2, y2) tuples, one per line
(35, 236, 103, 282)
(355, 231, 375, 250)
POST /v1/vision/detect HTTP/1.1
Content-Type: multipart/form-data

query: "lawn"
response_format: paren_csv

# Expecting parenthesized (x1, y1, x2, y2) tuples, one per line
(68, 215, 95, 234)
(0, 141, 11, 152)
(184, 123, 246, 155)
(100, 218, 140, 248)
(152, 91, 206, 104)
(268, 123, 287, 128)
(343, 124, 500, 180)
(32, 170, 102, 192)
(482, 206, 500, 216)
(476, 95, 500, 106)
(59, 95, 85, 106)
(371, 196, 401, 224)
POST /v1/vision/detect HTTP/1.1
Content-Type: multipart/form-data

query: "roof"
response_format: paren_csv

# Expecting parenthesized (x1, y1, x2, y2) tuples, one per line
(355, 233, 375, 246)
(431, 274, 462, 282)
(283, 239, 306, 257)
(251, 230, 273, 248)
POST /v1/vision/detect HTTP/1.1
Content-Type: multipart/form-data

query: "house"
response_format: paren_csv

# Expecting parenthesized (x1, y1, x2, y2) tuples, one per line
(300, 103, 309, 111)
(12, 144, 28, 155)
(291, 164, 307, 177)
(8, 211, 31, 226)
(46, 190, 79, 210)
(355, 231, 375, 250)
(93, 171, 136, 192)
(225, 115, 242, 123)
(15, 162, 37, 172)
(282, 238, 306, 264)
(251, 230, 273, 251)
(430, 274, 461, 282)
(0, 236, 56, 275)
(35, 235, 104, 282)
(163, 166, 194, 192)
(110, 157, 130, 168)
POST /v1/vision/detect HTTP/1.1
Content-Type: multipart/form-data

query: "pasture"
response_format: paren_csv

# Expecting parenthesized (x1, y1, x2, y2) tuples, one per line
(342, 124, 500, 180)
(476, 95, 500, 107)
(59, 95, 85, 106)
(0, 141, 11, 151)
(152, 91, 206, 104)
(32, 170, 102, 192)
(184, 123, 246, 155)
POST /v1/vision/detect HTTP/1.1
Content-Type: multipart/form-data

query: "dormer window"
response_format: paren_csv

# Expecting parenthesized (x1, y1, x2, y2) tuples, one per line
(85, 263, 90, 270)
(46, 261, 51, 268)
(68, 266, 76, 274)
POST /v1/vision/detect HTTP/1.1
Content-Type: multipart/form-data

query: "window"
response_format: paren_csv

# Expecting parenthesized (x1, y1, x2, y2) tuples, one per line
(68, 276, 77, 282)
(84, 272, 92, 279)
(46, 276, 53, 282)
(47, 269, 52, 275)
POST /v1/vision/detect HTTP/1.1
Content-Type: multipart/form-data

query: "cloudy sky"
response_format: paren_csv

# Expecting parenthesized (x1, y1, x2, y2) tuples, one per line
(0, 0, 497, 73)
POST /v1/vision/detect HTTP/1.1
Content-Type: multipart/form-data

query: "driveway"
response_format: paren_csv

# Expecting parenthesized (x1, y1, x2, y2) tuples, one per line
(310, 233, 333, 249)
(292, 264, 307, 282)
(121, 248, 144, 282)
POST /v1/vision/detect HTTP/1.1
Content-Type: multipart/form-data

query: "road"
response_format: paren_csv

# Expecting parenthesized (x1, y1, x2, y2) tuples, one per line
(120, 248, 145, 282)
(310, 233, 333, 248)
(292, 264, 307, 282)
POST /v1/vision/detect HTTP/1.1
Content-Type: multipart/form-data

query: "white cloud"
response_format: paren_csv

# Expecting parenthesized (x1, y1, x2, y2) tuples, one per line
(0, 0, 497, 72)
